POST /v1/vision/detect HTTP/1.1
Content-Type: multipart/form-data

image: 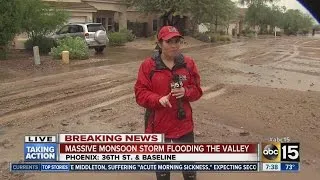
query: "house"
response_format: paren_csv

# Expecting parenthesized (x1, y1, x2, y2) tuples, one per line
(12, 0, 129, 49)
(197, 8, 247, 36)
(126, 7, 162, 37)
(126, 8, 191, 37)
(43, 0, 128, 31)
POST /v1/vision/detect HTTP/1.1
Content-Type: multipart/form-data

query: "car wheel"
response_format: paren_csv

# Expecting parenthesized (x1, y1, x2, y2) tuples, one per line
(95, 47, 104, 53)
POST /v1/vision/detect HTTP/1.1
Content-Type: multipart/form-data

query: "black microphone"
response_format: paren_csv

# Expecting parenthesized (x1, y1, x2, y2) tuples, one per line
(172, 74, 186, 120)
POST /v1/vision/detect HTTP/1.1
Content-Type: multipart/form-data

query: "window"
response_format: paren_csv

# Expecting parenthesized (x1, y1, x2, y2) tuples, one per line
(68, 25, 84, 33)
(101, 18, 106, 28)
(107, 18, 113, 31)
(75, 25, 84, 33)
(87, 24, 105, 32)
(58, 26, 69, 34)
(153, 19, 158, 31)
(68, 26, 78, 33)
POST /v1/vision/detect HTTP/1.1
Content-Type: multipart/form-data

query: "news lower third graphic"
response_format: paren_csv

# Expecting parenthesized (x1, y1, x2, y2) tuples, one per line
(9, 134, 301, 173)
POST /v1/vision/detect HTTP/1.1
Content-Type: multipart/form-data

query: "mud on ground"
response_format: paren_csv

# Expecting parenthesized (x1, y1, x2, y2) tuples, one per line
(0, 36, 319, 180)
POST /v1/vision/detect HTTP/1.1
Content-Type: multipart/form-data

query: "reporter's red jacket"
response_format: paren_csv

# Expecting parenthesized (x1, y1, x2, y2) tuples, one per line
(134, 52, 203, 139)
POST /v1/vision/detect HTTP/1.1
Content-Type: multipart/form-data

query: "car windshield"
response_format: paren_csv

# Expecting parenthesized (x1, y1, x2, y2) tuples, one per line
(87, 24, 105, 32)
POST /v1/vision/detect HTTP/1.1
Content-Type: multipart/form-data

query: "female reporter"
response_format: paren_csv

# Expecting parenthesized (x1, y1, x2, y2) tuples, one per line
(134, 26, 203, 180)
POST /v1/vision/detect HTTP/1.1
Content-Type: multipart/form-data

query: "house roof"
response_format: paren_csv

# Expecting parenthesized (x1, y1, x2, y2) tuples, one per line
(44, 1, 97, 11)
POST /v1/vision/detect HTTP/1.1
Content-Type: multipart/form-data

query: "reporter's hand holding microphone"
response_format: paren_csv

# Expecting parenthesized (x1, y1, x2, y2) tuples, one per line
(171, 87, 185, 99)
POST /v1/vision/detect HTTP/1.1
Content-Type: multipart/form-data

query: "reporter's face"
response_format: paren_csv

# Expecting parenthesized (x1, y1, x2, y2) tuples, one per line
(160, 37, 182, 58)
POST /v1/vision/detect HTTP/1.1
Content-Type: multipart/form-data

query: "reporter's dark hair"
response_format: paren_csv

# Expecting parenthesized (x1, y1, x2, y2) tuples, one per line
(155, 40, 163, 54)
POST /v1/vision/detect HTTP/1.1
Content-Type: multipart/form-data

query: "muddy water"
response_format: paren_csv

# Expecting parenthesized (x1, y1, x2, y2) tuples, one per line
(222, 61, 320, 92)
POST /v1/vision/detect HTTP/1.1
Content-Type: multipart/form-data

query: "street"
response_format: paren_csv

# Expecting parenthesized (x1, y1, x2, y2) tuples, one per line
(0, 36, 319, 179)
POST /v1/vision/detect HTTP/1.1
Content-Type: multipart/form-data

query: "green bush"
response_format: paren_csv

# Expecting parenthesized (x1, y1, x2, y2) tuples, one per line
(275, 31, 283, 36)
(209, 34, 219, 43)
(50, 36, 89, 60)
(245, 32, 255, 38)
(194, 33, 210, 43)
(219, 35, 231, 42)
(242, 28, 256, 36)
(108, 32, 127, 46)
(218, 30, 226, 35)
(120, 29, 136, 42)
(225, 36, 231, 41)
(219, 36, 226, 41)
(192, 32, 201, 39)
(25, 36, 56, 54)
(209, 34, 231, 42)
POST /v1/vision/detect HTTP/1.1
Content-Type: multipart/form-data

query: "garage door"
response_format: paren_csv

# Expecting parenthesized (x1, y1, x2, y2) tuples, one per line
(68, 16, 87, 23)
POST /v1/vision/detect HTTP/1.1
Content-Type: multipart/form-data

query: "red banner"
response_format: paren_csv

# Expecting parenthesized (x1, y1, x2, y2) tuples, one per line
(59, 143, 257, 154)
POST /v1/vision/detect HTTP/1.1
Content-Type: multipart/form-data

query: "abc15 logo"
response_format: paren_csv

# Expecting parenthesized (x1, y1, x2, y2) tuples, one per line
(261, 142, 300, 162)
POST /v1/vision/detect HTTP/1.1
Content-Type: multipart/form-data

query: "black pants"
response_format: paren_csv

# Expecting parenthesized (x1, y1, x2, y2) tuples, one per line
(156, 132, 196, 180)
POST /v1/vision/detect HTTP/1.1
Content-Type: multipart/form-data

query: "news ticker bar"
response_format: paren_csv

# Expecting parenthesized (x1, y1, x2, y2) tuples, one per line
(10, 163, 299, 172)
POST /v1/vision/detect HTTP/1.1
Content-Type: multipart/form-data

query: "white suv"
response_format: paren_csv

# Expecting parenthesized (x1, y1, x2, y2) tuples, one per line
(51, 23, 108, 53)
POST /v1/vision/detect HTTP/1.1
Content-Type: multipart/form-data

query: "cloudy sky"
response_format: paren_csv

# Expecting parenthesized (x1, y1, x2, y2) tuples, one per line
(278, 0, 308, 13)
(234, 0, 318, 23)
(275, 0, 318, 23)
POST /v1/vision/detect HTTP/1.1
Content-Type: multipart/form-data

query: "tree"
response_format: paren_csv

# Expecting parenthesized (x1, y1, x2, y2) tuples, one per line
(126, 0, 238, 35)
(21, 0, 69, 39)
(0, 0, 24, 59)
(239, 0, 279, 35)
(126, 0, 193, 27)
(238, 0, 278, 6)
(314, 24, 320, 31)
(187, 0, 212, 34)
(282, 9, 314, 35)
(0, 0, 69, 59)
(223, 1, 239, 34)
(202, 0, 237, 33)
(245, 3, 275, 33)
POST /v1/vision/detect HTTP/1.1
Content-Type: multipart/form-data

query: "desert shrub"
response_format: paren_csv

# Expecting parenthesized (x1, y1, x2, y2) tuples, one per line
(245, 32, 255, 38)
(196, 33, 210, 43)
(209, 34, 219, 43)
(25, 36, 56, 54)
(108, 32, 127, 46)
(119, 29, 136, 42)
(50, 36, 89, 60)
(219, 35, 231, 41)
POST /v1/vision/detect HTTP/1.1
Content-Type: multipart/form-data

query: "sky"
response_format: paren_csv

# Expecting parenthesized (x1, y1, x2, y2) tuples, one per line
(278, 0, 308, 13)
(233, 0, 318, 23)
(276, 0, 318, 23)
